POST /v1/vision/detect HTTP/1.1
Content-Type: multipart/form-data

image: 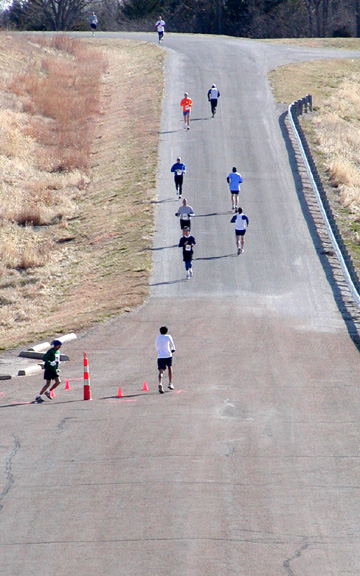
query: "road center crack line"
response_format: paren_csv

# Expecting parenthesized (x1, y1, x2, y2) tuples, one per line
(283, 537, 309, 575)
(0, 434, 20, 512)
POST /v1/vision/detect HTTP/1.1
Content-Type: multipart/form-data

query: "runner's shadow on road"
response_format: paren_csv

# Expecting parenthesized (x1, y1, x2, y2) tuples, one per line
(195, 254, 237, 261)
(150, 278, 187, 286)
(0, 401, 34, 408)
(195, 211, 231, 218)
(149, 244, 178, 251)
(151, 198, 175, 204)
(159, 129, 184, 134)
(0, 399, 84, 408)
(101, 392, 156, 400)
(191, 117, 211, 122)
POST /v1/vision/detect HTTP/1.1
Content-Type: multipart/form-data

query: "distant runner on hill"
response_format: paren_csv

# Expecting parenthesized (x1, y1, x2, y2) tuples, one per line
(155, 16, 165, 43)
(89, 12, 98, 36)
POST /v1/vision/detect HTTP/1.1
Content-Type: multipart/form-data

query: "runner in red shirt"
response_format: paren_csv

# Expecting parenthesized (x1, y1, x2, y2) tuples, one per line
(180, 93, 193, 130)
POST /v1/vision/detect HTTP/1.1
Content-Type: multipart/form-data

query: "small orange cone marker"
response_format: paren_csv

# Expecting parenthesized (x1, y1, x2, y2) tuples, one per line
(143, 381, 149, 391)
(65, 379, 71, 390)
(117, 387, 123, 398)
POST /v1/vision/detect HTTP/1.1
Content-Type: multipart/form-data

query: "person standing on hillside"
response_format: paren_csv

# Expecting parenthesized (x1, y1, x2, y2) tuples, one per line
(155, 326, 175, 393)
(231, 207, 249, 255)
(35, 340, 62, 403)
(179, 226, 196, 280)
(227, 166, 243, 212)
(207, 84, 220, 117)
(171, 157, 186, 198)
(180, 93, 193, 130)
(175, 198, 195, 230)
(155, 16, 165, 43)
(89, 12, 98, 36)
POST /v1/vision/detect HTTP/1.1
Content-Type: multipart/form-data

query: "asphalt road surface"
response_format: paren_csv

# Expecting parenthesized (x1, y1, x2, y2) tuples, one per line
(1, 34, 360, 576)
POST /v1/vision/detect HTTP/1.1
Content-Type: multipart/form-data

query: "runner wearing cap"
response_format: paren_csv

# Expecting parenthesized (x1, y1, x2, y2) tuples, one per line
(207, 84, 220, 117)
(171, 157, 186, 198)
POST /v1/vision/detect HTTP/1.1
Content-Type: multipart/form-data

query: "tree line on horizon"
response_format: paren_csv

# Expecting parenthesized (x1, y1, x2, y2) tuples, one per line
(1, 0, 359, 38)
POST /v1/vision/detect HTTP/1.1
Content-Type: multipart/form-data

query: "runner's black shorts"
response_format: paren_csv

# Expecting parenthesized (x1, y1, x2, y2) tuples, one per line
(44, 369, 60, 381)
(157, 357, 172, 370)
(235, 230, 246, 236)
(180, 219, 191, 230)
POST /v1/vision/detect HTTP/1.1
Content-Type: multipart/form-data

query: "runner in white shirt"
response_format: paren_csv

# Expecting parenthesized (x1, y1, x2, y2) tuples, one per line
(230, 207, 249, 255)
(175, 198, 195, 230)
(155, 326, 175, 393)
(155, 17, 165, 43)
(207, 84, 220, 117)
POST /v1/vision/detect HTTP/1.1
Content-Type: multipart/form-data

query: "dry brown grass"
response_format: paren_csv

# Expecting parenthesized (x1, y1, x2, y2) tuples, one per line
(263, 38, 360, 50)
(269, 47, 360, 266)
(0, 34, 164, 348)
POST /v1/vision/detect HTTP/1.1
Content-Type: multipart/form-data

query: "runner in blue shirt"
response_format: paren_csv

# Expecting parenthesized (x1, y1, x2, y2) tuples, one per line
(171, 157, 186, 198)
(227, 167, 243, 212)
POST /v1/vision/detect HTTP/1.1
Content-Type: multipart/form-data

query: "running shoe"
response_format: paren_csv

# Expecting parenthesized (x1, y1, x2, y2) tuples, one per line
(35, 396, 44, 403)
(44, 391, 52, 400)
(237, 248, 241, 255)
(186, 272, 190, 280)
(158, 384, 164, 394)
(168, 384, 174, 390)
(189, 268, 193, 277)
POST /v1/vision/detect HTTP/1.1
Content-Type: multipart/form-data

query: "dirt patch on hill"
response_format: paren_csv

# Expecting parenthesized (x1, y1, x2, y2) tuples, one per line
(0, 35, 164, 348)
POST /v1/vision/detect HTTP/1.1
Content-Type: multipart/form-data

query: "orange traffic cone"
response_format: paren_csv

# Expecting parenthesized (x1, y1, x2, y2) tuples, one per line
(65, 379, 71, 390)
(83, 352, 92, 400)
(143, 381, 149, 391)
(117, 387, 123, 398)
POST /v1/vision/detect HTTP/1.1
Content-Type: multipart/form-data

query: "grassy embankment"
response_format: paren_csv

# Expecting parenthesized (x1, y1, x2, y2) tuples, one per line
(268, 38, 360, 270)
(0, 34, 164, 348)
(1, 34, 359, 349)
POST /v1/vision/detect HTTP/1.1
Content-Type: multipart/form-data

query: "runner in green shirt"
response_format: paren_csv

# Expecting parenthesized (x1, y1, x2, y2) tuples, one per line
(35, 340, 62, 403)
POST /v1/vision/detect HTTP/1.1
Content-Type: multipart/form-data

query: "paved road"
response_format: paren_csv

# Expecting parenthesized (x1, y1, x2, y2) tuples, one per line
(1, 34, 360, 576)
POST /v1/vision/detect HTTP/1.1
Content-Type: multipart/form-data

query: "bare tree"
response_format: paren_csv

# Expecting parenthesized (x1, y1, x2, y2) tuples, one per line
(302, 0, 331, 34)
(7, 0, 96, 30)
